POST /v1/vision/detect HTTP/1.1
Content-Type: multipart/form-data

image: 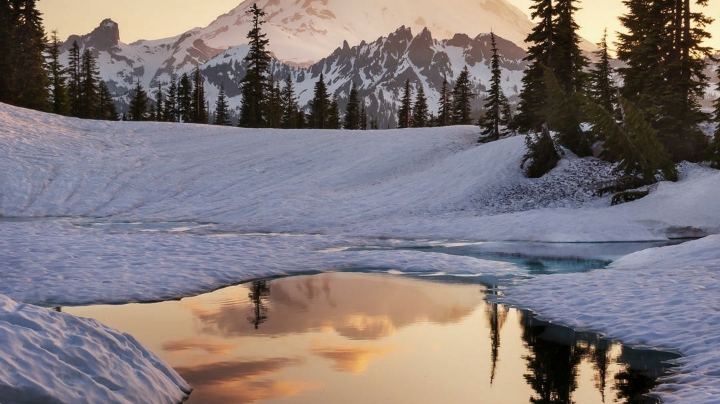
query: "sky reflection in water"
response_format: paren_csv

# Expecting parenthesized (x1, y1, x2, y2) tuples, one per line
(66, 272, 677, 404)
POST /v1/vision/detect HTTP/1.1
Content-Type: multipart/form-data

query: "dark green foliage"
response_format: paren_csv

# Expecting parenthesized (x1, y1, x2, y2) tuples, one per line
(265, 78, 283, 128)
(544, 67, 591, 156)
(437, 75, 452, 127)
(587, 29, 615, 117)
(97, 80, 118, 120)
(360, 103, 368, 130)
(452, 66, 474, 125)
(308, 73, 331, 129)
(213, 85, 231, 126)
(412, 85, 429, 128)
(78, 49, 99, 119)
(343, 81, 361, 130)
(7, 0, 48, 110)
(239, 3, 271, 128)
(177, 73, 192, 123)
(164, 77, 178, 122)
(583, 96, 677, 186)
(190, 68, 207, 124)
(46, 30, 70, 116)
(617, 0, 712, 162)
(67, 41, 81, 116)
(522, 122, 561, 178)
(479, 32, 510, 142)
(128, 79, 148, 121)
(707, 71, 720, 168)
(280, 75, 299, 129)
(0, 0, 13, 102)
(397, 79, 412, 128)
(327, 94, 340, 129)
(154, 84, 164, 122)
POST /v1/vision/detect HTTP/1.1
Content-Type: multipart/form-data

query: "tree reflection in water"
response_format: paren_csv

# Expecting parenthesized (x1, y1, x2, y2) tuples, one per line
(248, 280, 271, 329)
(485, 286, 508, 385)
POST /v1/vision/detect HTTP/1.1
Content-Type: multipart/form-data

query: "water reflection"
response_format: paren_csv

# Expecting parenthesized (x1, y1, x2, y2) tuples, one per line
(65, 273, 677, 404)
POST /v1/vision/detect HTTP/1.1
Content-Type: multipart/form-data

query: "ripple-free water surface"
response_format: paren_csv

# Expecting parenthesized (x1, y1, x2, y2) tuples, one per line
(66, 272, 678, 404)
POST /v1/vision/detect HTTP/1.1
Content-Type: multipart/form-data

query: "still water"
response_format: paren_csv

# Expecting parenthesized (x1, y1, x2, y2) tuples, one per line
(65, 272, 677, 404)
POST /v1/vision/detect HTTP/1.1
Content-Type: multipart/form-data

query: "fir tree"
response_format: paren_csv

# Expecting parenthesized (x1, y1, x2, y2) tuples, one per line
(46, 30, 70, 116)
(360, 102, 368, 130)
(78, 49, 99, 119)
(214, 85, 231, 126)
(343, 81, 361, 130)
(96, 80, 118, 120)
(190, 68, 207, 124)
(239, 3, 271, 128)
(327, 94, 341, 129)
(67, 41, 81, 117)
(452, 66, 474, 125)
(705, 65, 720, 168)
(8, 0, 48, 110)
(309, 73, 330, 129)
(128, 78, 148, 121)
(177, 73, 192, 123)
(479, 32, 510, 141)
(522, 121, 561, 178)
(437, 75, 453, 126)
(280, 75, 299, 129)
(412, 85, 429, 128)
(154, 84, 164, 122)
(0, 0, 13, 103)
(397, 79, 413, 128)
(164, 77, 178, 122)
(588, 29, 615, 117)
(265, 77, 283, 128)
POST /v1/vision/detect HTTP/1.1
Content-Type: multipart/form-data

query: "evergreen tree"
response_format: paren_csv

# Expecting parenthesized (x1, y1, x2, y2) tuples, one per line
(343, 81, 361, 130)
(46, 30, 70, 115)
(587, 29, 615, 117)
(177, 73, 192, 123)
(397, 79, 413, 128)
(327, 94, 341, 129)
(705, 65, 720, 168)
(522, 121, 561, 178)
(360, 102, 368, 130)
(8, 0, 48, 110)
(190, 68, 207, 123)
(128, 78, 148, 121)
(154, 84, 164, 122)
(213, 85, 231, 126)
(437, 75, 453, 126)
(309, 73, 331, 128)
(96, 80, 118, 120)
(67, 41, 81, 117)
(280, 75, 299, 129)
(617, 0, 712, 162)
(78, 49, 99, 119)
(265, 77, 283, 128)
(479, 32, 510, 141)
(164, 77, 178, 122)
(412, 85, 429, 128)
(0, 0, 13, 103)
(452, 66, 474, 125)
(239, 3, 271, 128)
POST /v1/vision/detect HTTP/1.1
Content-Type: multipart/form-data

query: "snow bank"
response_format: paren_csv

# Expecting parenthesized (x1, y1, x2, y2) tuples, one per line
(0, 294, 190, 404)
(500, 236, 720, 404)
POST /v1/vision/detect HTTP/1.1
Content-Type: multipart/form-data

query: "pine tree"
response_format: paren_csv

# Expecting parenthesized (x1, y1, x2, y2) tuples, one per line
(479, 32, 510, 141)
(309, 73, 330, 129)
(360, 102, 368, 130)
(522, 121, 561, 178)
(412, 85, 429, 128)
(128, 78, 148, 121)
(705, 64, 720, 168)
(154, 84, 164, 122)
(67, 41, 81, 117)
(177, 73, 192, 123)
(343, 81, 361, 130)
(452, 66, 474, 125)
(0, 0, 13, 103)
(397, 79, 413, 128)
(327, 94, 341, 129)
(164, 77, 178, 122)
(437, 75, 453, 126)
(588, 29, 615, 117)
(617, 0, 712, 162)
(97, 80, 118, 120)
(78, 49, 99, 119)
(239, 3, 271, 128)
(213, 85, 231, 126)
(265, 77, 283, 128)
(8, 0, 48, 110)
(190, 68, 207, 124)
(280, 75, 299, 129)
(46, 30, 70, 116)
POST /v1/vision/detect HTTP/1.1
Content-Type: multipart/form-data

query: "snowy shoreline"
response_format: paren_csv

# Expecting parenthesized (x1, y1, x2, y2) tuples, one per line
(2, 103, 720, 403)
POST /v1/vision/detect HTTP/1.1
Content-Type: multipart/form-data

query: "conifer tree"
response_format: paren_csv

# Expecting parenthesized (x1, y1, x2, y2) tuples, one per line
(164, 77, 178, 122)
(705, 66, 720, 168)
(479, 32, 510, 141)
(67, 41, 81, 117)
(46, 30, 70, 116)
(213, 85, 231, 126)
(97, 80, 118, 120)
(327, 94, 341, 129)
(78, 49, 99, 119)
(177, 73, 192, 123)
(154, 84, 164, 122)
(8, 0, 48, 110)
(265, 78, 283, 128)
(0, 0, 12, 103)
(397, 79, 413, 128)
(129, 78, 148, 121)
(239, 3, 271, 128)
(452, 66, 474, 125)
(437, 75, 453, 126)
(588, 29, 615, 116)
(280, 75, 299, 128)
(360, 102, 368, 130)
(412, 85, 429, 128)
(617, 0, 712, 162)
(343, 81, 361, 130)
(190, 68, 207, 123)
(309, 73, 330, 129)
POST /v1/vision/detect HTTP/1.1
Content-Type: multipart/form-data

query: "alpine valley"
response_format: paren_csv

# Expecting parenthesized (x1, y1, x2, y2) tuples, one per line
(58, 0, 548, 126)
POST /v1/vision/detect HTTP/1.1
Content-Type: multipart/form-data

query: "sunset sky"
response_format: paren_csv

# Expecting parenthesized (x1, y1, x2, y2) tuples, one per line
(39, 0, 720, 51)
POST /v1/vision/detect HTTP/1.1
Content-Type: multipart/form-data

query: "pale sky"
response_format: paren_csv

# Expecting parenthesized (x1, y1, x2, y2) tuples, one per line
(39, 0, 720, 51)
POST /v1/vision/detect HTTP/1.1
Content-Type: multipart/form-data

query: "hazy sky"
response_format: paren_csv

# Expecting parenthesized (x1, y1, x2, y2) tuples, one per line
(39, 0, 720, 51)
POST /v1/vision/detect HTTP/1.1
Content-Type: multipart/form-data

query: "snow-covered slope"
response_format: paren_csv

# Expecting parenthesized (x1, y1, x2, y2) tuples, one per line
(2, 103, 720, 403)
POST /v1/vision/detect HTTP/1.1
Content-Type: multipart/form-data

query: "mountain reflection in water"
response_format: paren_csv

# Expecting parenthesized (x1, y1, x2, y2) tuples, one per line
(65, 272, 677, 404)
